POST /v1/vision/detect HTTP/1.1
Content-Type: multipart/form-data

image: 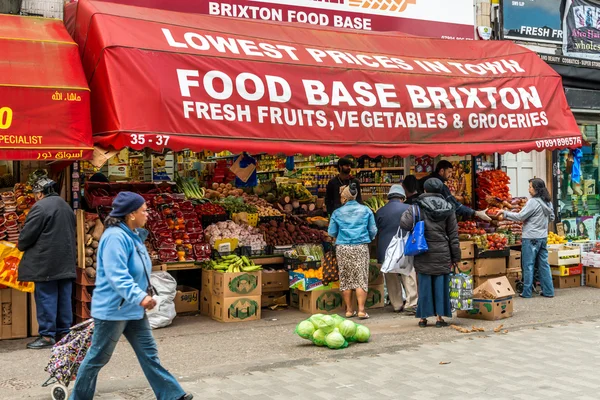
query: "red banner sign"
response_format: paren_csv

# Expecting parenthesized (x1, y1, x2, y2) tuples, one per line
(75, 0, 581, 157)
(0, 16, 93, 160)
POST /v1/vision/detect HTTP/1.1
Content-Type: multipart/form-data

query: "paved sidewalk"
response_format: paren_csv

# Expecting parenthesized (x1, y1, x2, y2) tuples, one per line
(98, 320, 600, 400)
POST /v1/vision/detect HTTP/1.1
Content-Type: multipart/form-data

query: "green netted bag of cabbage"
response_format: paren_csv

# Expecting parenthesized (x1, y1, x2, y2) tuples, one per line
(294, 313, 371, 349)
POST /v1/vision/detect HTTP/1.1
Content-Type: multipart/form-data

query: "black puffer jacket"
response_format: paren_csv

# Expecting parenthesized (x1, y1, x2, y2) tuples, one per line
(17, 194, 76, 282)
(400, 194, 460, 275)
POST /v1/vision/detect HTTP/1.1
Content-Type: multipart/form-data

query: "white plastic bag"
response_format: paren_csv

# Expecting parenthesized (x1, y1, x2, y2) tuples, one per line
(380, 227, 414, 276)
(147, 271, 177, 329)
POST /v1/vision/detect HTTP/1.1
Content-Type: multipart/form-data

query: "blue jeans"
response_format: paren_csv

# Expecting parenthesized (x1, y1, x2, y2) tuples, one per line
(34, 279, 73, 338)
(521, 238, 554, 298)
(70, 317, 185, 400)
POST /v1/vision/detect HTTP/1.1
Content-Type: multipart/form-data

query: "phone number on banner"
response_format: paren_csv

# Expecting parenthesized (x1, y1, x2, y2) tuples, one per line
(536, 137, 582, 149)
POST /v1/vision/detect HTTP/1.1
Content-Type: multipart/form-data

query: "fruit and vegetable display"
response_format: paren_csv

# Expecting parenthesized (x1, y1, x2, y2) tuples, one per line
(476, 170, 510, 209)
(174, 172, 206, 200)
(146, 195, 211, 263)
(218, 196, 258, 215)
(205, 254, 262, 273)
(287, 244, 325, 262)
(294, 314, 371, 350)
(204, 183, 245, 200)
(548, 232, 567, 245)
(205, 220, 267, 249)
(258, 218, 329, 247)
(364, 197, 386, 213)
(240, 193, 283, 217)
(82, 214, 104, 278)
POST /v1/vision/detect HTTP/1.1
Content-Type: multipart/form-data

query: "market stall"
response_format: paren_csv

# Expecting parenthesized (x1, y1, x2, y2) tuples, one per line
(0, 15, 93, 339)
(65, 0, 586, 324)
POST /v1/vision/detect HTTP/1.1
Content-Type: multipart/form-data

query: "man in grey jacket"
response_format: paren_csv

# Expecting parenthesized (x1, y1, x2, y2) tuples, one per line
(375, 185, 418, 314)
(18, 178, 76, 349)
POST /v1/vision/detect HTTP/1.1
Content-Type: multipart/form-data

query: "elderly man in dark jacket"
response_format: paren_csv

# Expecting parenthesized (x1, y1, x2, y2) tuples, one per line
(375, 185, 418, 314)
(18, 178, 76, 349)
(401, 178, 460, 328)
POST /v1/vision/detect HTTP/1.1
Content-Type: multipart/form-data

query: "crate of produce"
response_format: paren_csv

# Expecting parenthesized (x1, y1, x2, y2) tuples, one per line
(551, 264, 583, 277)
(474, 247, 510, 259)
(548, 245, 581, 266)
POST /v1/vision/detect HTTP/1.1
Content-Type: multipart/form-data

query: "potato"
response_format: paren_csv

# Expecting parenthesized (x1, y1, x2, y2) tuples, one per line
(85, 267, 97, 279)
(85, 247, 94, 257)
(91, 240, 99, 249)
(85, 257, 93, 267)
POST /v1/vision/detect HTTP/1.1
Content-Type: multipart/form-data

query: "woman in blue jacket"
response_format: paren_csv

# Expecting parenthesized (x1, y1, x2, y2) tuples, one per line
(328, 184, 377, 319)
(71, 192, 192, 400)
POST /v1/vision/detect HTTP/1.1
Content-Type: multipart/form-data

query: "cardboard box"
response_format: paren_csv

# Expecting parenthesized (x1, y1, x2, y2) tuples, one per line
(473, 257, 506, 277)
(551, 265, 583, 276)
(200, 291, 212, 317)
(506, 271, 522, 293)
(0, 288, 28, 340)
(212, 271, 261, 298)
(460, 241, 475, 259)
(552, 275, 581, 289)
(29, 293, 38, 337)
(548, 246, 581, 266)
(261, 291, 287, 308)
(457, 298, 514, 321)
(174, 286, 199, 314)
(297, 289, 345, 314)
(261, 270, 289, 293)
(368, 263, 384, 285)
(288, 271, 340, 291)
(473, 274, 504, 289)
(201, 269, 213, 291)
(474, 276, 516, 299)
(508, 250, 521, 271)
(586, 268, 600, 289)
(211, 295, 261, 322)
(290, 288, 299, 308)
(351, 284, 385, 309)
(456, 260, 474, 275)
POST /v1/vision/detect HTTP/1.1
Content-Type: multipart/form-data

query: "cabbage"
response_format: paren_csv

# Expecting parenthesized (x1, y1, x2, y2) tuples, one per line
(308, 314, 324, 327)
(353, 324, 371, 343)
(295, 320, 316, 340)
(312, 329, 327, 346)
(325, 331, 347, 349)
(331, 314, 346, 327)
(320, 315, 336, 334)
(338, 320, 357, 339)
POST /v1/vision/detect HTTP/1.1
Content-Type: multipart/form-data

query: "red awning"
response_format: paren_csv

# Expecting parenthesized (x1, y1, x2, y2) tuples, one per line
(70, 0, 581, 157)
(0, 15, 93, 160)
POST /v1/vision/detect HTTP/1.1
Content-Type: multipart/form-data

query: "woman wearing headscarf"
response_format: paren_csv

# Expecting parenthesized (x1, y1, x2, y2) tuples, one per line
(501, 178, 555, 299)
(328, 183, 377, 319)
(400, 178, 460, 328)
(71, 192, 192, 400)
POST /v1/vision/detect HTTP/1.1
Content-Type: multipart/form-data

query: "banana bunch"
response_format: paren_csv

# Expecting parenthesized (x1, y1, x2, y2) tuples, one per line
(364, 197, 386, 213)
(210, 255, 262, 273)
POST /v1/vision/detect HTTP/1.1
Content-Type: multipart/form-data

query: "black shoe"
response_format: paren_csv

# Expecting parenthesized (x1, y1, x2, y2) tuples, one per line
(418, 319, 427, 328)
(435, 320, 449, 328)
(180, 394, 193, 400)
(27, 336, 55, 349)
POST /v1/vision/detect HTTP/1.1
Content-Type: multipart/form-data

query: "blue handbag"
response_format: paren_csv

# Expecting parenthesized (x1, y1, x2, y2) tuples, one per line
(404, 205, 429, 256)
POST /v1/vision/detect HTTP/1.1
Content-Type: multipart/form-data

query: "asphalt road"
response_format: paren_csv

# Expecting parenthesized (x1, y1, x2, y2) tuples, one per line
(1, 286, 599, 399)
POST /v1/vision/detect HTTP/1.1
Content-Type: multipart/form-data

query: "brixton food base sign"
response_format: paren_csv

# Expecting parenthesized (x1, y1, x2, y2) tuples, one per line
(102, 0, 476, 40)
(74, 0, 581, 157)
(563, 0, 600, 60)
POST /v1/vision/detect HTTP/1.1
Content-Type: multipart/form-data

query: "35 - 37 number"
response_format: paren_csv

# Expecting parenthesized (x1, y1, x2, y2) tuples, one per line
(130, 134, 170, 147)
(0, 107, 13, 130)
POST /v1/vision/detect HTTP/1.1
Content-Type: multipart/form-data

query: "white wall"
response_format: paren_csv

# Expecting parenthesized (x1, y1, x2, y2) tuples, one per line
(20, 0, 63, 19)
